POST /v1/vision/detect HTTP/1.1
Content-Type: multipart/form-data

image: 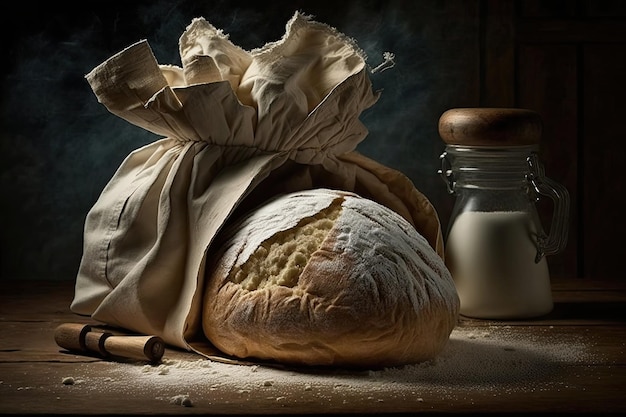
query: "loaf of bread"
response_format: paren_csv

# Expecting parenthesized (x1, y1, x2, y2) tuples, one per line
(202, 189, 459, 368)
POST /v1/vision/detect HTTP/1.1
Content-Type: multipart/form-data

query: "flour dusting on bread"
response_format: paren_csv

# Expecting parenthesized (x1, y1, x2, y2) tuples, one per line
(202, 189, 459, 368)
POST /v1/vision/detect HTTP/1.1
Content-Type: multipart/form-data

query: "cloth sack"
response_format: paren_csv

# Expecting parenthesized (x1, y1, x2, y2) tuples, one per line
(71, 12, 444, 356)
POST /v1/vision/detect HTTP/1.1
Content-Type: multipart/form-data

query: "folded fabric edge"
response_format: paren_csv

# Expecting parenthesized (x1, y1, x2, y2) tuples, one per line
(85, 40, 169, 113)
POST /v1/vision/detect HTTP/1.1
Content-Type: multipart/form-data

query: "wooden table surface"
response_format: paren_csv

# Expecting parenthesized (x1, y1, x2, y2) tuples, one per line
(1, 278, 625, 416)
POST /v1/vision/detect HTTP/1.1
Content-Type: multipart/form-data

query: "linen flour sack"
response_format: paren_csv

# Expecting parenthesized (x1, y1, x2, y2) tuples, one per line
(70, 11, 455, 365)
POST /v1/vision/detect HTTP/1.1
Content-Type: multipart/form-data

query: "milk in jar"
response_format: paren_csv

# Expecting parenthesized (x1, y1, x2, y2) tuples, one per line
(438, 108, 570, 319)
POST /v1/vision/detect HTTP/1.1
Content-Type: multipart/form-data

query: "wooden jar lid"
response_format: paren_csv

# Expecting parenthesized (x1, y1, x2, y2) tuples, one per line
(438, 108, 542, 146)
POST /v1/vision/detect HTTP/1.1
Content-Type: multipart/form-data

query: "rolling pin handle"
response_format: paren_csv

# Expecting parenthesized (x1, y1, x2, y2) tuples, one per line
(54, 323, 92, 352)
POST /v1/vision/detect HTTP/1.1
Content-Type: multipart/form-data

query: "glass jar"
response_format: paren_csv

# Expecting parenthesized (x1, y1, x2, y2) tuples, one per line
(438, 108, 569, 319)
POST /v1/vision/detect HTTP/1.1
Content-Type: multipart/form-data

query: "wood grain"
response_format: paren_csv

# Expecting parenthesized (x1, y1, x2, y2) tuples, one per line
(0, 279, 625, 415)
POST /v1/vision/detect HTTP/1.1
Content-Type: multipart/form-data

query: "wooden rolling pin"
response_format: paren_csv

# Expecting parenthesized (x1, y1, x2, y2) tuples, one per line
(54, 323, 165, 363)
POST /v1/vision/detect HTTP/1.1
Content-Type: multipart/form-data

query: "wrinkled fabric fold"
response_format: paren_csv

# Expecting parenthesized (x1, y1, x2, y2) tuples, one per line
(72, 11, 444, 354)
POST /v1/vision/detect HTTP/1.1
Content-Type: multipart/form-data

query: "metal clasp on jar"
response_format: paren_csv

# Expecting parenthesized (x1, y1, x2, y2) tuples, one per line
(438, 151, 455, 194)
(526, 153, 571, 263)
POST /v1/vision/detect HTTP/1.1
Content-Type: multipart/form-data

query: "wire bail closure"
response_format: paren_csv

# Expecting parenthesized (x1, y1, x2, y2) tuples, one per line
(438, 151, 455, 194)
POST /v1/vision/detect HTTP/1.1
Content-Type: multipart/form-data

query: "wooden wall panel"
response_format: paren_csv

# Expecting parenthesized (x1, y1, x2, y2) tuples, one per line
(483, 0, 626, 279)
(483, 0, 515, 106)
(582, 45, 626, 278)
(517, 44, 579, 279)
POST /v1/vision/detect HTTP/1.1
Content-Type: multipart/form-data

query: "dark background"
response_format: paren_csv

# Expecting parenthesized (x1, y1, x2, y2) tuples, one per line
(2, 0, 625, 282)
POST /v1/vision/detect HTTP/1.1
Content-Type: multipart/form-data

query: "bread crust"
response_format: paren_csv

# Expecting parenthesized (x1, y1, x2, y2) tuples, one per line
(202, 189, 459, 367)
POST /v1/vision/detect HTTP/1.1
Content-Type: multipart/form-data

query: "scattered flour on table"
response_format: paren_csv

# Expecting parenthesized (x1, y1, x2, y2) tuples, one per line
(167, 394, 193, 407)
(62, 325, 599, 404)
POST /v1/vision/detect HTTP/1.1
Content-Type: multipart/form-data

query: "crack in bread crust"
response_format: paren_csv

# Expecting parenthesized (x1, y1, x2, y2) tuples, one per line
(230, 200, 343, 290)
